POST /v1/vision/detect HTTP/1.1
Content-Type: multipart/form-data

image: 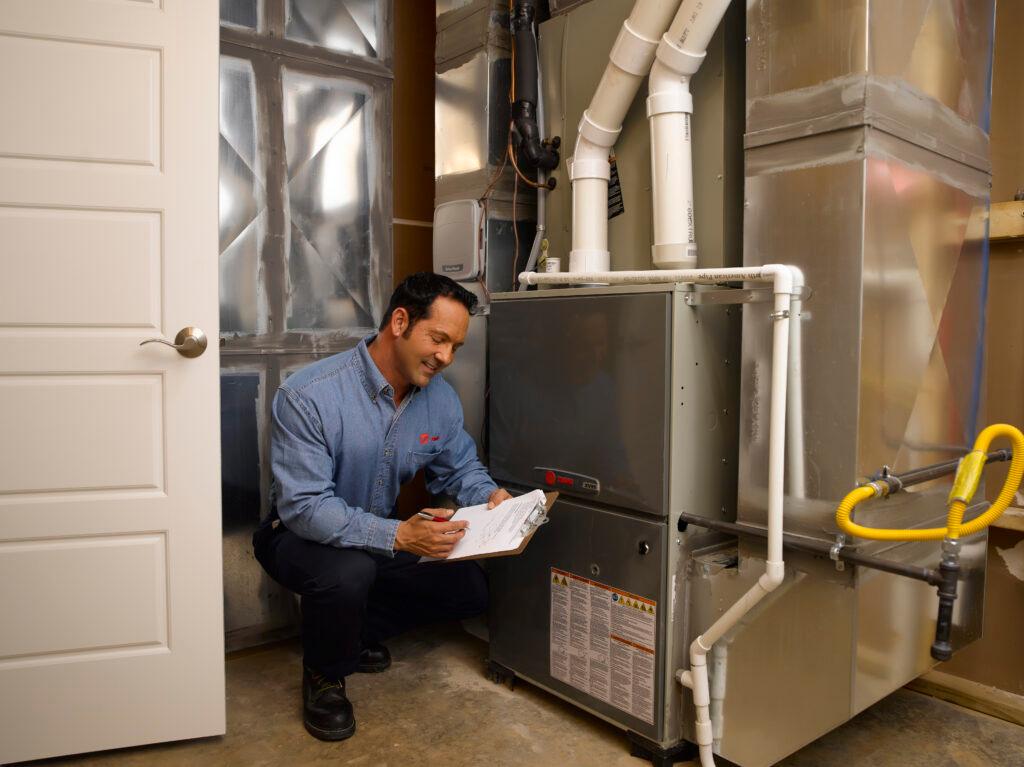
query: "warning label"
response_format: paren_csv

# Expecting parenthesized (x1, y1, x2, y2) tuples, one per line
(550, 567, 656, 724)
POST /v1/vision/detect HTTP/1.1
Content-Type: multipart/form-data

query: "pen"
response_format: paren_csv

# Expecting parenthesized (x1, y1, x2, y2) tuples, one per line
(416, 511, 449, 522)
(417, 510, 468, 535)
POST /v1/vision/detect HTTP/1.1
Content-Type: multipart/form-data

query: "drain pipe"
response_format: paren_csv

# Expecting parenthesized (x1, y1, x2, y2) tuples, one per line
(569, 0, 682, 273)
(679, 273, 791, 767)
(648, 0, 732, 269)
(523, 265, 796, 767)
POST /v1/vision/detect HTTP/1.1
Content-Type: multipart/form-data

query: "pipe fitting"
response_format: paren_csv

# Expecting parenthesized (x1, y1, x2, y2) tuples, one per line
(930, 542, 962, 661)
(655, 35, 706, 76)
(577, 110, 621, 148)
(609, 19, 660, 76)
(568, 157, 611, 182)
(761, 560, 785, 589)
(760, 263, 795, 295)
(646, 88, 694, 118)
(568, 249, 611, 274)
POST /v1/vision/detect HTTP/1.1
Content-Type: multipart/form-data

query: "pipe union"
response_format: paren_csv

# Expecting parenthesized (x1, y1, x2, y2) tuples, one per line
(577, 110, 621, 148)
(656, 36, 706, 77)
(646, 89, 694, 117)
(609, 20, 659, 77)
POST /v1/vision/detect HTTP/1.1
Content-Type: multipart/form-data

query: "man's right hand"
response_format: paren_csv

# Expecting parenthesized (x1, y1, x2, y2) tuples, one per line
(394, 509, 468, 558)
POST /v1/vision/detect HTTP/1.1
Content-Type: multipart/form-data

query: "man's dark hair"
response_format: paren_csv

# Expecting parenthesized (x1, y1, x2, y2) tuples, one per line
(378, 272, 478, 332)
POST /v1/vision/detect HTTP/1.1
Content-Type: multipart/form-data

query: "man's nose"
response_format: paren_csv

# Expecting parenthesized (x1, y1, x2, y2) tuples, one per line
(436, 345, 454, 366)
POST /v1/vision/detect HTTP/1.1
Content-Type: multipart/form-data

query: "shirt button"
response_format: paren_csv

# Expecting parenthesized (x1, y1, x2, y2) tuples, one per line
(377, 479, 383, 486)
(384, 449, 392, 457)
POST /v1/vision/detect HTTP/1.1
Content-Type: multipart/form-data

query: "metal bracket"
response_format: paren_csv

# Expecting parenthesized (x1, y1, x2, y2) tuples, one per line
(829, 534, 847, 571)
(682, 286, 812, 307)
(684, 288, 772, 306)
(769, 309, 791, 320)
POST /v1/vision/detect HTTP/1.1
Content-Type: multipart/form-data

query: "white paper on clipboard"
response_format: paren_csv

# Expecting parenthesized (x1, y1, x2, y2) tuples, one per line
(420, 489, 551, 563)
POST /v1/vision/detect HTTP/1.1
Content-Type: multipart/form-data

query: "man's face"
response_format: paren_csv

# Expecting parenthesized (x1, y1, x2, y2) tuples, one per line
(392, 296, 470, 388)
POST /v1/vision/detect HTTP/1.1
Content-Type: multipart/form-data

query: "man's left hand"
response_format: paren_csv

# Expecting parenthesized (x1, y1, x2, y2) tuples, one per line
(487, 488, 512, 509)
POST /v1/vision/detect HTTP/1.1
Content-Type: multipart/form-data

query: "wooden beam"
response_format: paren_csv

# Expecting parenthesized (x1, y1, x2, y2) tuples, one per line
(907, 670, 1024, 727)
(990, 201, 1024, 241)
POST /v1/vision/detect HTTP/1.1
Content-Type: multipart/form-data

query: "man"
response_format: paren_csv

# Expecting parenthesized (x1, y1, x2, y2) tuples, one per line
(253, 272, 511, 742)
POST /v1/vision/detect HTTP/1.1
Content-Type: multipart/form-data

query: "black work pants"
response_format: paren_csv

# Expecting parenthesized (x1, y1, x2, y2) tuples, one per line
(253, 521, 488, 680)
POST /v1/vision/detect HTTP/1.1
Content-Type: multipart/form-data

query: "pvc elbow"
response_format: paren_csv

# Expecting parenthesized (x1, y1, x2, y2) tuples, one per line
(761, 263, 794, 295)
(787, 265, 805, 294)
(647, 61, 693, 118)
(570, 136, 611, 184)
(648, 59, 684, 97)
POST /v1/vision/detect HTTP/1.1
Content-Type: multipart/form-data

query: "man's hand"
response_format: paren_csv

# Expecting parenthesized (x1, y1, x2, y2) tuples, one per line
(394, 508, 467, 558)
(487, 488, 512, 509)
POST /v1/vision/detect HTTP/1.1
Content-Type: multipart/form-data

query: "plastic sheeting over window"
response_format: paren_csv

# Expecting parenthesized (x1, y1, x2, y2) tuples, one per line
(219, 56, 267, 335)
(221, 0, 261, 30)
(286, 0, 381, 59)
(282, 68, 378, 331)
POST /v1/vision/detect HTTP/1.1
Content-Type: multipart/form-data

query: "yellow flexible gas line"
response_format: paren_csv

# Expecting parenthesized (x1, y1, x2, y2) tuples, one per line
(834, 424, 1024, 542)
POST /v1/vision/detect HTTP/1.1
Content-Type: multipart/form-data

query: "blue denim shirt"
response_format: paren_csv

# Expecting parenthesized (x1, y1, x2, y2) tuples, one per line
(270, 337, 497, 556)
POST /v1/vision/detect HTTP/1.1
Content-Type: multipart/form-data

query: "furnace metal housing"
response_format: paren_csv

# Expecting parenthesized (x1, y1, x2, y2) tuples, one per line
(481, 1, 997, 765)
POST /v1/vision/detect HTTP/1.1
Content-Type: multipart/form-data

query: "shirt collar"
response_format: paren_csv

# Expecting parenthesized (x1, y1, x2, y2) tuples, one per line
(355, 336, 393, 401)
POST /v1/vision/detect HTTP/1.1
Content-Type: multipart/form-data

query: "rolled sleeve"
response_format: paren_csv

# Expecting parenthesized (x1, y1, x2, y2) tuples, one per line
(272, 387, 400, 556)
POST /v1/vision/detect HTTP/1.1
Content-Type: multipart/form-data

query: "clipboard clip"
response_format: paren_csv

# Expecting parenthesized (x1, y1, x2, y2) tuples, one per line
(520, 501, 550, 538)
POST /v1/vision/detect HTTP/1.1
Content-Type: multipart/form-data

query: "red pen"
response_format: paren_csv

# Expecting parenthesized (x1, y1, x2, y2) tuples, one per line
(417, 511, 467, 534)
(416, 511, 450, 522)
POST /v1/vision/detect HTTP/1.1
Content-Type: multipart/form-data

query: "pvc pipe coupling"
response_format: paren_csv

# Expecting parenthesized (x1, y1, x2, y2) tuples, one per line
(609, 19, 661, 77)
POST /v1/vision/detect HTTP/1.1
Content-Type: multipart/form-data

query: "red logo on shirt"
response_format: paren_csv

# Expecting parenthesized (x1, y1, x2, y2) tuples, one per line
(419, 433, 440, 445)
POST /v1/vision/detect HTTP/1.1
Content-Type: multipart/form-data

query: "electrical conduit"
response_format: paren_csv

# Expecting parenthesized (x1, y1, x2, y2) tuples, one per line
(569, 0, 682, 274)
(647, 0, 732, 269)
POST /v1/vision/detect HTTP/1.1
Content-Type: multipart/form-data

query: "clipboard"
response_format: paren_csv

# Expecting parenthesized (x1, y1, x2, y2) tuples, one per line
(424, 490, 558, 563)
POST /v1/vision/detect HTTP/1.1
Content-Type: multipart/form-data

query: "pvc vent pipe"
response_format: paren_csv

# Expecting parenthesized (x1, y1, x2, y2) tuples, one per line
(568, 0, 683, 273)
(648, 0, 732, 269)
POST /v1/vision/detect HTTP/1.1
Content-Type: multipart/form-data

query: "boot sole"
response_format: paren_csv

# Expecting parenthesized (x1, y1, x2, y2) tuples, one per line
(304, 718, 356, 742)
(355, 659, 391, 673)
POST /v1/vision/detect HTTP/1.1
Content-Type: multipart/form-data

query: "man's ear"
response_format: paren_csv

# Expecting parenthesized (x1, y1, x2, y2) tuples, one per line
(390, 307, 409, 337)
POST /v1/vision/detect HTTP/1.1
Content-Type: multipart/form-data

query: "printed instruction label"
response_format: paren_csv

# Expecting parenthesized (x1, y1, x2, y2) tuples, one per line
(549, 567, 656, 724)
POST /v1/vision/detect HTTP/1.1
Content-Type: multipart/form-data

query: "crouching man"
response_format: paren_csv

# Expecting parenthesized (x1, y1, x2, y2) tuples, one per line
(253, 272, 510, 741)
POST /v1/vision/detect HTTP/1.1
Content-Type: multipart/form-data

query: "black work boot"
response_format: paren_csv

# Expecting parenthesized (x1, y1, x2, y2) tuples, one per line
(356, 642, 391, 673)
(302, 667, 355, 741)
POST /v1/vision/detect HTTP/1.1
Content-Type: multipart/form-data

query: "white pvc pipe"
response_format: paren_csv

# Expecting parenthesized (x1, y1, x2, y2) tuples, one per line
(648, 61, 696, 269)
(523, 265, 797, 767)
(647, 0, 732, 270)
(787, 269, 806, 498)
(569, 0, 682, 273)
(665, 0, 732, 52)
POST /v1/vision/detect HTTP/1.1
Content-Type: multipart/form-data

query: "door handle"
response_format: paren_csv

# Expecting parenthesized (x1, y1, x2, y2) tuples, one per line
(140, 326, 208, 358)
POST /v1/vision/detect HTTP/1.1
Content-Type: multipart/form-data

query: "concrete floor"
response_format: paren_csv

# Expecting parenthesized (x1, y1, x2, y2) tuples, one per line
(26, 624, 1024, 767)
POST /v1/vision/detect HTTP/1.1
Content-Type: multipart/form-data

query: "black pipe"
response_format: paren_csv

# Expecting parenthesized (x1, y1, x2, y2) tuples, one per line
(676, 512, 943, 587)
(930, 544, 961, 661)
(871, 449, 1011, 492)
(510, 0, 560, 172)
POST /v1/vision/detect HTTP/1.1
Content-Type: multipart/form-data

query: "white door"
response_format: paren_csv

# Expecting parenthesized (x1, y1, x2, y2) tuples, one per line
(0, 0, 224, 762)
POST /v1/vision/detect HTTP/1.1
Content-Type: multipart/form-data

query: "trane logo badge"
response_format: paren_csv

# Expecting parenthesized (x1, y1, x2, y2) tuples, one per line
(442, 263, 464, 273)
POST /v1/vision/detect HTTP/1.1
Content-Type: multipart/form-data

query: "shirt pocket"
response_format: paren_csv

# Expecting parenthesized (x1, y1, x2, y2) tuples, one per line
(409, 446, 442, 470)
